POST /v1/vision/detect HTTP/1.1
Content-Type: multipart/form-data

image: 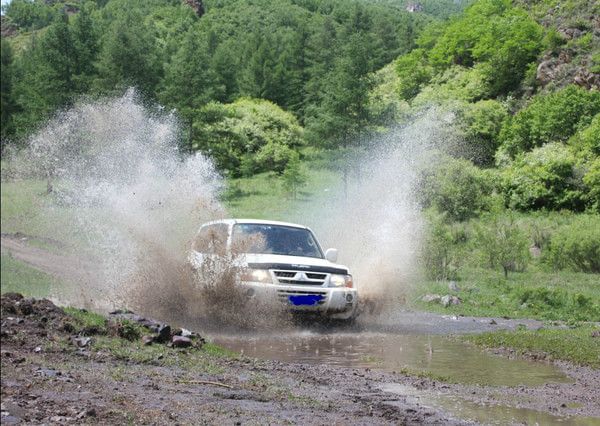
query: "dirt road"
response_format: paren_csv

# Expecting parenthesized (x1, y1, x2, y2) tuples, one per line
(2, 235, 600, 425)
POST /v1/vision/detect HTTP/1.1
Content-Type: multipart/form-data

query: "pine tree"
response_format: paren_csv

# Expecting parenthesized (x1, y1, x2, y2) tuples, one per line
(1, 38, 17, 140)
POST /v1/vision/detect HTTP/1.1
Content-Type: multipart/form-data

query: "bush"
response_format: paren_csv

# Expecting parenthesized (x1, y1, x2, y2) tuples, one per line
(582, 158, 600, 212)
(501, 143, 585, 211)
(395, 49, 433, 101)
(498, 86, 600, 159)
(460, 99, 509, 165)
(193, 98, 304, 176)
(422, 212, 464, 281)
(428, 1, 544, 96)
(420, 156, 493, 221)
(544, 215, 600, 273)
(475, 214, 530, 278)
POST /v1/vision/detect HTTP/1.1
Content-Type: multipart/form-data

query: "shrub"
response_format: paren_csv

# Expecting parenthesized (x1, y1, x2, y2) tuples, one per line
(420, 156, 493, 221)
(460, 99, 509, 165)
(544, 215, 600, 273)
(475, 214, 530, 278)
(500, 143, 585, 211)
(395, 49, 433, 101)
(569, 113, 600, 159)
(499, 86, 600, 159)
(422, 212, 463, 281)
(582, 158, 600, 212)
(193, 98, 304, 176)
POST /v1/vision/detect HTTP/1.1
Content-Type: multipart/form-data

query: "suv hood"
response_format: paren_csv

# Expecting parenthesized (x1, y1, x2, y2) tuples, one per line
(242, 253, 350, 275)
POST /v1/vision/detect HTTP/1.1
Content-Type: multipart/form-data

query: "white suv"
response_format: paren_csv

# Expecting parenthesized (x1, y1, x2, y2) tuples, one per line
(189, 219, 358, 320)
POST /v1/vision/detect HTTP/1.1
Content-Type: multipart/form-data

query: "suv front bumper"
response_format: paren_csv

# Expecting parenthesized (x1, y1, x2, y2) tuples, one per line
(241, 281, 358, 319)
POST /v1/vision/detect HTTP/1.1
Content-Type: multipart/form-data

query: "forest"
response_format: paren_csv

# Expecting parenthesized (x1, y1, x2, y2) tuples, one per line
(1, 0, 599, 291)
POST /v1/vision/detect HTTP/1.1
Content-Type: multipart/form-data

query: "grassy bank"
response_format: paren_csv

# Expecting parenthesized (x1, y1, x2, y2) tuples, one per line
(415, 266, 600, 323)
(462, 325, 600, 368)
(0, 254, 57, 298)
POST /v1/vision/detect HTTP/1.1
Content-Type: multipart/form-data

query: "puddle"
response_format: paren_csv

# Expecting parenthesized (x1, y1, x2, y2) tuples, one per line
(213, 332, 570, 387)
(381, 383, 600, 426)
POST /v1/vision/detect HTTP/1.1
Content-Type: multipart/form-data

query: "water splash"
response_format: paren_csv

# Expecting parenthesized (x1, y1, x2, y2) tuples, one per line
(308, 108, 459, 313)
(9, 90, 224, 316)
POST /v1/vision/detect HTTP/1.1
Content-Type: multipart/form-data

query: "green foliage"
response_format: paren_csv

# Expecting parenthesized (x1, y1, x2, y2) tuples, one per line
(460, 99, 508, 165)
(1, 39, 16, 141)
(427, 0, 544, 96)
(582, 158, 600, 212)
(194, 98, 304, 176)
(412, 64, 491, 106)
(499, 86, 600, 159)
(422, 212, 463, 280)
(420, 156, 492, 221)
(569, 113, 600, 159)
(94, 8, 162, 95)
(395, 49, 432, 101)
(544, 215, 600, 273)
(501, 143, 585, 211)
(281, 151, 307, 200)
(2, 0, 55, 30)
(475, 214, 530, 278)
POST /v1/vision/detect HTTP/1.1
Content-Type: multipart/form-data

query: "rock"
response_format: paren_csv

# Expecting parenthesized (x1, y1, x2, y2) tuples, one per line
(440, 295, 461, 307)
(76, 408, 97, 419)
(171, 335, 192, 348)
(142, 335, 155, 346)
(156, 325, 171, 343)
(180, 328, 193, 338)
(448, 281, 460, 292)
(421, 294, 441, 303)
(71, 336, 92, 348)
(36, 368, 60, 377)
(33, 346, 42, 353)
(489, 319, 497, 325)
(591, 330, 600, 338)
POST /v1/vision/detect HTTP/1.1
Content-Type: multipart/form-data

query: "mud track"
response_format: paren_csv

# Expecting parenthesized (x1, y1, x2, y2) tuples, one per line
(2, 235, 600, 425)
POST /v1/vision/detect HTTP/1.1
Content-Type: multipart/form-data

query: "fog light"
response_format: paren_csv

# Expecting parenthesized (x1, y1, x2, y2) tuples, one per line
(346, 294, 354, 302)
(246, 288, 255, 297)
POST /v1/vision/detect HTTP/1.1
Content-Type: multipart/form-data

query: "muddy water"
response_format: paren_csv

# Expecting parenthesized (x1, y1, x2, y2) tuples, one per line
(382, 383, 600, 426)
(213, 332, 569, 387)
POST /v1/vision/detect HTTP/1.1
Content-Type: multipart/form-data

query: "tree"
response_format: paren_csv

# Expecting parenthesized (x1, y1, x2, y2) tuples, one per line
(282, 151, 307, 200)
(95, 8, 162, 95)
(160, 26, 220, 151)
(1, 38, 17, 141)
(476, 214, 530, 278)
(71, 3, 99, 92)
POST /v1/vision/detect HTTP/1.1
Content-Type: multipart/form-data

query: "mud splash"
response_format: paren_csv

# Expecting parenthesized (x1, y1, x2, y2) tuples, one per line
(5, 91, 226, 319)
(305, 109, 459, 312)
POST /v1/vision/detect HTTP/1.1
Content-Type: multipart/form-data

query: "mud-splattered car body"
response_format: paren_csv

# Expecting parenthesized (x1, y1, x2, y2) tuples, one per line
(189, 219, 358, 320)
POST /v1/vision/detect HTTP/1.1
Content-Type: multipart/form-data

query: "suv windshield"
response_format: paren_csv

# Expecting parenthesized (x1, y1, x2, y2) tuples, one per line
(232, 224, 323, 258)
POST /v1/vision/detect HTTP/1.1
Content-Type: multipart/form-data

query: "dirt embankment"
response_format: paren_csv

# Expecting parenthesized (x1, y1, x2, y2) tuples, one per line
(1, 293, 467, 425)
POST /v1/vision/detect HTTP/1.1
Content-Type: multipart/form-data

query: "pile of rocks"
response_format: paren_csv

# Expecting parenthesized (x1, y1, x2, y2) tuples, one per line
(108, 310, 205, 349)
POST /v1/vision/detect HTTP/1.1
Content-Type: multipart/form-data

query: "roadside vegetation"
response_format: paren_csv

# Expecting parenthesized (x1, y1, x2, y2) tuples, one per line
(462, 325, 600, 368)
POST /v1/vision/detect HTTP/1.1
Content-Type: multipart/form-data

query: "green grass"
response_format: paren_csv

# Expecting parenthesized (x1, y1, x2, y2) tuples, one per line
(0, 254, 58, 298)
(462, 325, 600, 368)
(223, 167, 340, 220)
(415, 266, 600, 322)
(0, 178, 81, 247)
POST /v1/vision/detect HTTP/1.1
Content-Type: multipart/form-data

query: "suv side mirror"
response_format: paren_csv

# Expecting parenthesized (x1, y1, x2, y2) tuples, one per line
(325, 248, 338, 263)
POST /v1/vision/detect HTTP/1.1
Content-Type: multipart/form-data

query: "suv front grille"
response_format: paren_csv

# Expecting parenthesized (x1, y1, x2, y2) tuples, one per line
(273, 270, 328, 286)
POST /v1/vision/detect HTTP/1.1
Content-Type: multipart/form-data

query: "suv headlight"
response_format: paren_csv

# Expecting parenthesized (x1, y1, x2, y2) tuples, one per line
(329, 274, 353, 288)
(240, 268, 272, 284)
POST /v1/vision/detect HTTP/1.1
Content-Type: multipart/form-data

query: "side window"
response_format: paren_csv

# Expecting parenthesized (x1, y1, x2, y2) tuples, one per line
(193, 224, 228, 255)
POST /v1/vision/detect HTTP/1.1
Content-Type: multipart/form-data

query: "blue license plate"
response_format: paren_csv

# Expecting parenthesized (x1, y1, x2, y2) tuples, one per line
(288, 295, 323, 306)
